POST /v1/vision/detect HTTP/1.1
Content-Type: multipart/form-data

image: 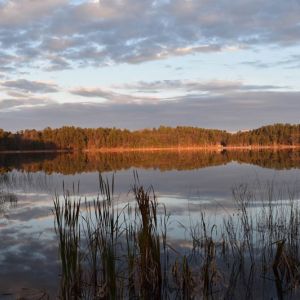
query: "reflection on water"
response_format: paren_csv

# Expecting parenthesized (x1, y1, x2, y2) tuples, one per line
(0, 150, 300, 298)
(0, 149, 300, 174)
(0, 192, 17, 215)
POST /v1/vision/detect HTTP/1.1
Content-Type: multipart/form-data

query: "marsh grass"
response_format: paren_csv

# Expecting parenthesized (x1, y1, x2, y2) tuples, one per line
(53, 192, 81, 298)
(53, 175, 300, 299)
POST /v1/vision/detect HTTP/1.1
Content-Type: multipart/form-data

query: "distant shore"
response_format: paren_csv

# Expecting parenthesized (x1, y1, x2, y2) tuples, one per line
(0, 145, 300, 154)
(84, 145, 300, 152)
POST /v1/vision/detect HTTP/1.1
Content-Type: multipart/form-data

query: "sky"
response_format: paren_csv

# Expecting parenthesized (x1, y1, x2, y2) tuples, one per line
(0, 0, 300, 132)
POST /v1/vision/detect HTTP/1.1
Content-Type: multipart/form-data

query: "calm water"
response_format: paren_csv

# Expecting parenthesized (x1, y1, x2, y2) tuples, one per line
(0, 150, 300, 298)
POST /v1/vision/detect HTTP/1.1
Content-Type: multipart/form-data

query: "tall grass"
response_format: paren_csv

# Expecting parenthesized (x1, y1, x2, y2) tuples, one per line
(53, 175, 300, 299)
(53, 193, 81, 299)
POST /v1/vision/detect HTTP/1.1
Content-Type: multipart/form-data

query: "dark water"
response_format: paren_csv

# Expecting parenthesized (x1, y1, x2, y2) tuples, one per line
(0, 150, 300, 298)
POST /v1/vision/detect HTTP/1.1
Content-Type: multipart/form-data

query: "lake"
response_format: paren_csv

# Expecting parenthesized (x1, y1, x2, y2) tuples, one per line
(1, 150, 300, 299)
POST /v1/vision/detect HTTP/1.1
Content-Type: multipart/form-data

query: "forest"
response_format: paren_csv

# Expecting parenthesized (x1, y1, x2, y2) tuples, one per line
(0, 123, 299, 151)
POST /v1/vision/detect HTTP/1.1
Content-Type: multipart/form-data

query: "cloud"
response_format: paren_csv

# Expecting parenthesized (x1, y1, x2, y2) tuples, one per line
(0, 1, 298, 132)
(241, 54, 300, 70)
(69, 80, 287, 107)
(70, 87, 114, 98)
(0, 0, 68, 26)
(0, 99, 26, 109)
(1, 79, 59, 93)
(117, 80, 286, 94)
(1, 0, 300, 70)
(1, 90, 300, 131)
(0, 99, 52, 111)
(70, 87, 161, 103)
(240, 60, 273, 69)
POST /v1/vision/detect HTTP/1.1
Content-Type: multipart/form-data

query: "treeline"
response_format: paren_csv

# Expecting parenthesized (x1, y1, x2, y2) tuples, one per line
(0, 124, 300, 151)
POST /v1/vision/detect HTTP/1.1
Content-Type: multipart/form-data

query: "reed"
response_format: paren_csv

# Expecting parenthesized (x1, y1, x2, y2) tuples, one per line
(53, 194, 82, 299)
(52, 175, 300, 299)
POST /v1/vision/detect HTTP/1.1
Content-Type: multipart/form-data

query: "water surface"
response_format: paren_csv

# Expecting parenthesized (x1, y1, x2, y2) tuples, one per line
(0, 150, 300, 298)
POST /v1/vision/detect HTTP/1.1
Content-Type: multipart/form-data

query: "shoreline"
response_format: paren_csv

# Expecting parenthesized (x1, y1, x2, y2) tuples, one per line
(84, 145, 300, 152)
(0, 145, 300, 154)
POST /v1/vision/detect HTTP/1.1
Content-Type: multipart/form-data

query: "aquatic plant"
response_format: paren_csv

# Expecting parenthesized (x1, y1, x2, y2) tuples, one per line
(53, 175, 300, 299)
